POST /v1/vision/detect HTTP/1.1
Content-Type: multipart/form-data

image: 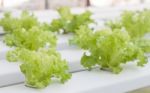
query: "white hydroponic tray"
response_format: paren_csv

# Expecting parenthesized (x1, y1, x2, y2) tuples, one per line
(0, 4, 150, 92)
(0, 59, 150, 93)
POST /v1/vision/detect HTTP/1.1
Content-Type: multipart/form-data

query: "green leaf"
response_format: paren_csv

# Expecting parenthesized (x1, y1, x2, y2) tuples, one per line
(49, 7, 94, 34)
(106, 10, 150, 53)
(0, 10, 39, 33)
(4, 26, 56, 50)
(73, 26, 148, 74)
(7, 48, 71, 88)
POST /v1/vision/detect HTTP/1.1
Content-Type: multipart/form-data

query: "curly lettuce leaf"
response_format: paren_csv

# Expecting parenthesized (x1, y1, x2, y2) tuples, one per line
(106, 10, 150, 39)
(19, 10, 39, 30)
(7, 48, 71, 88)
(69, 25, 96, 49)
(4, 26, 56, 50)
(57, 6, 73, 21)
(0, 12, 20, 32)
(49, 7, 94, 34)
(121, 10, 150, 39)
(73, 26, 148, 74)
(106, 10, 150, 53)
(0, 10, 39, 33)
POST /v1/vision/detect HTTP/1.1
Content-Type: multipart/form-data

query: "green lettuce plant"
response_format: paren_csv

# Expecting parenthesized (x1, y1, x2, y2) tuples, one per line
(71, 26, 148, 74)
(7, 48, 71, 88)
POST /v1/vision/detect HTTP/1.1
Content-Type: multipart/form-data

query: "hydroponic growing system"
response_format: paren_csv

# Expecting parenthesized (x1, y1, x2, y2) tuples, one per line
(0, 4, 150, 93)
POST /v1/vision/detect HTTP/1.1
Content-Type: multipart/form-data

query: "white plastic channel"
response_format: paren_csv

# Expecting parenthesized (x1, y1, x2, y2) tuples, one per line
(0, 59, 150, 93)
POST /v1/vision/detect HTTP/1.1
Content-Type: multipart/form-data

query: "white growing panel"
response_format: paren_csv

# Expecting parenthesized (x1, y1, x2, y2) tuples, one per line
(0, 59, 150, 93)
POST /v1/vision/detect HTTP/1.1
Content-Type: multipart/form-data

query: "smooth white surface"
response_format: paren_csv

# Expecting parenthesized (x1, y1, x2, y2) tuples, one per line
(0, 59, 150, 93)
(56, 34, 78, 50)
(0, 60, 23, 87)
(0, 41, 12, 59)
(60, 49, 84, 72)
